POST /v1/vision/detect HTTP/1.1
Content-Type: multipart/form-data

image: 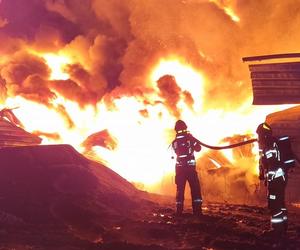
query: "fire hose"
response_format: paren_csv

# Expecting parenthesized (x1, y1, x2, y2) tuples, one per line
(197, 138, 300, 166)
(170, 137, 300, 167)
(196, 138, 257, 150)
(168, 138, 257, 150)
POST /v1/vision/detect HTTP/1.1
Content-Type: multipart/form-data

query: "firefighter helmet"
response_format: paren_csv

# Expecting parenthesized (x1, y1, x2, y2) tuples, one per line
(256, 122, 272, 136)
(175, 120, 187, 132)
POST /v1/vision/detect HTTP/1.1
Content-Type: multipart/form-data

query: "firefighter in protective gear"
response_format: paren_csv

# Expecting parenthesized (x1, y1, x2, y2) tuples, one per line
(172, 120, 202, 216)
(256, 122, 291, 235)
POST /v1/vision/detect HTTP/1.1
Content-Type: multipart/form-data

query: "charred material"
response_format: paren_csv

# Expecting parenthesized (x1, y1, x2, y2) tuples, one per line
(0, 144, 153, 249)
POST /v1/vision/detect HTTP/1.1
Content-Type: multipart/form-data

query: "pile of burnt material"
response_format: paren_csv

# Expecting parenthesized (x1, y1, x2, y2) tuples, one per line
(0, 144, 153, 249)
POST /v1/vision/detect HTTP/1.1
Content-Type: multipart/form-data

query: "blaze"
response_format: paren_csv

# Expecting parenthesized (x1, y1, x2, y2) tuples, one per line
(0, 51, 291, 192)
(91, 96, 176, 185)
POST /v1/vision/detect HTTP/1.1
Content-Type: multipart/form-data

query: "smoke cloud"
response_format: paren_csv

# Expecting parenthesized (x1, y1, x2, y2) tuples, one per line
(157, 75, 182, 118)
(1, 0, 299, 109)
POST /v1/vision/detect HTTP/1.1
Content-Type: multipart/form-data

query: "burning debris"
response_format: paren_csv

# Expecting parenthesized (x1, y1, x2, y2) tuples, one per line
(81, 129, 117, 151)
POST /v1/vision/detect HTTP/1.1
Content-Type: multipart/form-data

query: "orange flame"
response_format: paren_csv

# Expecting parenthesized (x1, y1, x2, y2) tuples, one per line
(0, 52, 293, 192)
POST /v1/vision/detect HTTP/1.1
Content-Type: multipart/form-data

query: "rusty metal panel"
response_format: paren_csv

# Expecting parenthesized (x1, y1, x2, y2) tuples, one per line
(248, 62, 300, 104)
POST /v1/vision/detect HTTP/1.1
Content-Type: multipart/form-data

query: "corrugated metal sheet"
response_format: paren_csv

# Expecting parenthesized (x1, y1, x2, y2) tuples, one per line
(248, 62, 300, 104)
(0, 118, 42, 147)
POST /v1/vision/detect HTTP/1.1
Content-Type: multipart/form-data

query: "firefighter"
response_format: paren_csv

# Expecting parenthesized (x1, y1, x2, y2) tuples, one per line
(256, 122, 292, 235)
(172, 120, 202, 216)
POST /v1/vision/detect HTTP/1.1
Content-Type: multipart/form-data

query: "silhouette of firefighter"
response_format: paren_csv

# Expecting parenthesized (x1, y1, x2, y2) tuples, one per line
(172, 120, 202, 216)
(256, 122, 296, 235)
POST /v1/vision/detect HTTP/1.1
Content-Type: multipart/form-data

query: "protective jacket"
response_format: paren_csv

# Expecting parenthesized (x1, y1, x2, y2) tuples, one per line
(172, 130, 202, 215)
(258, 135, 293, 234)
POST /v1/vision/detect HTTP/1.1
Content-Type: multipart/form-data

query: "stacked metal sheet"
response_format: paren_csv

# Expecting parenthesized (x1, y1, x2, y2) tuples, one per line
(249, 62, 300, 104)
(0, 118, 42, 147)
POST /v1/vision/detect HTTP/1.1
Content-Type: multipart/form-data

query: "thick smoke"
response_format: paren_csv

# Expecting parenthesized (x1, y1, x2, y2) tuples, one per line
(156, 75, 182, 118)
(0, 52, 53, 104)
(1, 0, 300, 108)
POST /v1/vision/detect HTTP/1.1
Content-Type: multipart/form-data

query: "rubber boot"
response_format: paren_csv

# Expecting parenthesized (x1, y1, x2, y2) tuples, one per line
(192, 204, 202, 216)
(176, 202, 183, 216)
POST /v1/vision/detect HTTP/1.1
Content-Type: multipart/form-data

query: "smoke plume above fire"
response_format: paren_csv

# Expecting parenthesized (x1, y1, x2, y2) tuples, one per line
(0, 0, 299, 200)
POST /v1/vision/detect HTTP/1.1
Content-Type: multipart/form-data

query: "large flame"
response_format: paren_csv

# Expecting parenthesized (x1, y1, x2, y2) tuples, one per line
(1, 51, 291, 191)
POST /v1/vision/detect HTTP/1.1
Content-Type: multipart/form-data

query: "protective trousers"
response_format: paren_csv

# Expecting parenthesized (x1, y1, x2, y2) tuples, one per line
(267, 168, 288, 234)
(175, 166, 202, 215)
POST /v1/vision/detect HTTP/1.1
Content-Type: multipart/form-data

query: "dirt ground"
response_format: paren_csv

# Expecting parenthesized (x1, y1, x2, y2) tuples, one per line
(95, 202, 300, 250)
(1, 202, 300, 250)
